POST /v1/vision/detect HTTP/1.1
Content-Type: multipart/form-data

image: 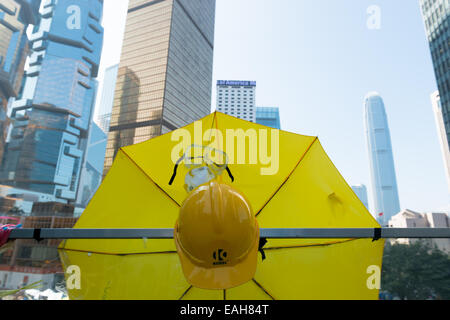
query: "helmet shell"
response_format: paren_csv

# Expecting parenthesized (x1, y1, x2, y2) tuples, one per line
(174, 180, 259, 289)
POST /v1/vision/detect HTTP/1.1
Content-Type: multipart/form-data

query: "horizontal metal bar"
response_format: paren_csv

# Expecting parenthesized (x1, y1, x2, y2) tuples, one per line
(9, 228, 174, 239)
(7, 228, 450, 240)
(264, 228, 450, 239)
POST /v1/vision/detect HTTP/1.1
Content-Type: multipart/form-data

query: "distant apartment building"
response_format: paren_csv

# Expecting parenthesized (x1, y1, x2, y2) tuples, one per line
(431, 91, 450, 193)
(389, 209, 450, 253)
(0, 202, 77, 290)
(31, 201, 74, 217)
(0, 0, 104, 203)
(351, 184, 369, 210)
(104, 0, 216, 176)
(0, 0, 40, 164)
(0, 206, 77, 291)
(216, 80, 256, 122)
(255, 107, 280, 129)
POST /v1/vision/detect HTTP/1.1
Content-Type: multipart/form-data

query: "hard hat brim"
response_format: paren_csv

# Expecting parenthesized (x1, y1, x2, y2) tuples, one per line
(174, 224, 260, 290)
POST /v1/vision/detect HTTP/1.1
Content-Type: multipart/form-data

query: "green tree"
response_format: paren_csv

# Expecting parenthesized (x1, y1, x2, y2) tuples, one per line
(381, 241, 450, 300)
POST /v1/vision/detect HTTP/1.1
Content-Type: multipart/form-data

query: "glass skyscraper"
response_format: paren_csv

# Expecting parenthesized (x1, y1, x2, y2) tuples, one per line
(95, 64, 118, 133)
(256, 107, 281, 129)
(431, 91, 450, 192)
(364, 92, 400, 225)
(76, 122, 107, 207)
(420, 0, 450, 152)
(351, 184, 369, 210)
(104, 0, 216, 175)
(0, 0, 104, 202)
(0, 0, 40, 165)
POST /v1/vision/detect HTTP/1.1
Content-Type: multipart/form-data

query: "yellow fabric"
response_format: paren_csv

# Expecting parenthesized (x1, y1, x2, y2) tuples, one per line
(59, 250, 188, 300)
(59, 112, 384, 300)
(253, 239, 384, 300)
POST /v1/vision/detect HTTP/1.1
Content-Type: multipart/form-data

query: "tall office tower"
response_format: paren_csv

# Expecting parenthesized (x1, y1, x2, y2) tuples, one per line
(0, 0, 104, 202)
(431, 91, 450, 192)
(351, 184, 369, 210)
(104, 0, 216, 175)
(420, 1, 450, 151)
(95, 64, 118, 133)
(216, 80, 256, 122)
(76, 122, 107, 207)
(256, 107, 281, 129)
(0, 0, 40, 164)
(364, 92, 401, 225)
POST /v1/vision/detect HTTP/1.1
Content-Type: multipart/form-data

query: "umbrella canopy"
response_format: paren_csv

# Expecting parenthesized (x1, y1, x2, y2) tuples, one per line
(59, 112, 384, 300)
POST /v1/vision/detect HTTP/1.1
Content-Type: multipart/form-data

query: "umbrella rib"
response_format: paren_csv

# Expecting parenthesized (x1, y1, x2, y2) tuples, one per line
(264, 238, 357, 251)
(252, 279, 275, 300)
(213, 111, 227, 184)
(178, 285, 193, 300)
(120, 149, 181, 207)
(58, 248, 177, 256)
(208, 111, 218, 142)
(255, 137, 318, 218)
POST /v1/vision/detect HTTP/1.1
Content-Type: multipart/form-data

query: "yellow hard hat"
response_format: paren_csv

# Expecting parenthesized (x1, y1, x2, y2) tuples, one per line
(174, 180, 260, 290)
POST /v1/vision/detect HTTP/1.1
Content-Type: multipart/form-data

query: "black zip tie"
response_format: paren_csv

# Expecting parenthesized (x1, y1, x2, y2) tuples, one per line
(169, 155, 187, 185)
(33, 228, 43, 242)
(372, 228, 382, 242)
(225, 166, 234, 182)
(168, 164, 178, 185)
(258, 237, 268, 261)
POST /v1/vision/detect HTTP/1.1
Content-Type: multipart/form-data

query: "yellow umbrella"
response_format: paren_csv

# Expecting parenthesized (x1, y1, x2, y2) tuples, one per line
(59, 112, 384, 300)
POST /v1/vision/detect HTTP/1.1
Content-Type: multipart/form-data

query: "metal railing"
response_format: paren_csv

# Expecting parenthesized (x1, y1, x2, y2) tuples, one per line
(8, 228, 450, 240)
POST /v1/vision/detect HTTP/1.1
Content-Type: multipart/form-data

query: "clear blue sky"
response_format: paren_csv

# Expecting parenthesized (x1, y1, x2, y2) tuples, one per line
(97, 0, 449, 213)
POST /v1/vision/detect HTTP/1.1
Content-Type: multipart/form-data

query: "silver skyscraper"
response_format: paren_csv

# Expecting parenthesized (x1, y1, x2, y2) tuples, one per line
(364, 92, 400, 225)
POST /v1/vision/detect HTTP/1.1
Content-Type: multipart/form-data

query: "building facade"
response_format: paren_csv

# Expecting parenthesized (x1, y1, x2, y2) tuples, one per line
(0, 0, 40, 165)
(388, 209, 450, 253)
(364, 92, 400, 225)
(216, 80, 256, 122)
(420, 0, 450, 153)
(0, 0, 104, 202)
(0, 213, 77, 291)
(95, 64, 118, 133)
(0, 183, 60, 215)
(431, 91, 450, 193)
(351, 184, 369, 210)
(104, 0, 216, 176)
(255, 107, 281, 129)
